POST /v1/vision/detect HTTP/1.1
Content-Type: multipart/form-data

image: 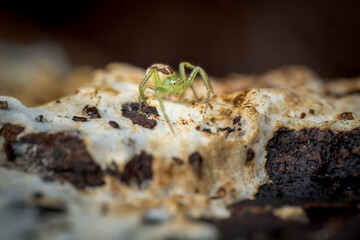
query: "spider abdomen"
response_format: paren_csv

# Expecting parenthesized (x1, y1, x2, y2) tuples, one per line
(146, 64, 174, 81)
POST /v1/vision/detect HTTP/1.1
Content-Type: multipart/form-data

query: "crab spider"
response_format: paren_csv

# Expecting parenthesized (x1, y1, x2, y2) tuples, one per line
(138, 62, 212, 134)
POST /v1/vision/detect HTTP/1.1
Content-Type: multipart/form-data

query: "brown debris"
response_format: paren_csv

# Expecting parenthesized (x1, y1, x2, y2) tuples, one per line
(300, 113, 306, 119)
(142, 106, 159, 117)
(121, 102, 158, 129)
(247, 149, 255, 163)
(19, 132, 105, 189)
(189, 152, 203, 178)
(121, 151, 154, 186)
(0, 101, 8, 110)
(0, 123, 24, 142)
(309, 109, 315, 114)
(122, 102, 159, 118)
(108, 121, 120, 129)
(83, 105, 101, 119)
(258, 127, 360, 200)
(72, 116, 88, 122)
(131, 116, 157, 129)
(0, 123, 24, 161)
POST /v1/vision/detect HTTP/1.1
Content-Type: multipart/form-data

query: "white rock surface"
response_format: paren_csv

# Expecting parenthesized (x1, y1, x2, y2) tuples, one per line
(0, 63, 359, 240)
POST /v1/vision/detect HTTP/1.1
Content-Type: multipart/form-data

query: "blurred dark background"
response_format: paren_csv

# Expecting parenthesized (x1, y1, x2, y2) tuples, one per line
(0, 0, 359, 78)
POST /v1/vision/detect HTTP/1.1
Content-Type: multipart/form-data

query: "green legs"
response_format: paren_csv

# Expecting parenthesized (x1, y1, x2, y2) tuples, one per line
(179, 62, 212, 113)
(138, 62, 212, 134)
(155, 90, 175, 134)
(138, 69, 160, 110)
(138, 68, 174, 134)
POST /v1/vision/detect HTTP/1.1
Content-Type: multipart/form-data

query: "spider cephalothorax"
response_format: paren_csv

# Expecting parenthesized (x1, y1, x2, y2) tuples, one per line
(138, 62, 212, 133)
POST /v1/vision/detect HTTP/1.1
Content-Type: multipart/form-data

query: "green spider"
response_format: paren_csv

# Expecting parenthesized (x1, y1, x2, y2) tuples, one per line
(138, 62, 212, 133)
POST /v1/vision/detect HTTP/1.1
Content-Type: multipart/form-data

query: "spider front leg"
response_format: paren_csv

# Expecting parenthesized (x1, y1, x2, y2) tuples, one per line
(139, 69, 160, 110)
(155, 89, 175, 134)
(179, 62, 213, 113)
(138, 68, 174, 134)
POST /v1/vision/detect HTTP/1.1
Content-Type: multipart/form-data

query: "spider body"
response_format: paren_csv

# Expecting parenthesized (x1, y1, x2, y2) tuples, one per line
(138, 62, 212, 133)
(158, 75, 185, 94)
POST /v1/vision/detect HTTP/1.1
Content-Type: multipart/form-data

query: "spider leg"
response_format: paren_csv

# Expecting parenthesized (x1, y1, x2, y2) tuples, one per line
(155, 89, 175, 134)
(139, 69, 173, 133)
(139, 69, 160, 110)
(179, 62, 212, 113)
(179, 63, 200, 100)
(180, 62, 213, 92)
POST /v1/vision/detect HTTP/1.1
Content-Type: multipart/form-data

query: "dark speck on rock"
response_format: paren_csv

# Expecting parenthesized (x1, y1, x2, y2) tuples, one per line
(218, 127, 235, 133)
(233, 116, 242, 125)
(202, 128, 212, 133)
(108, 121, 120, 129)
(247, 149, 255, 163)
(35, 115, 44, 122)
(0, 101, 8, 110)
(340, 112, 354, 120)
(72, 116, 88, 122)
(189, 152, 203, 178)
(83, 105, 101, 119)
